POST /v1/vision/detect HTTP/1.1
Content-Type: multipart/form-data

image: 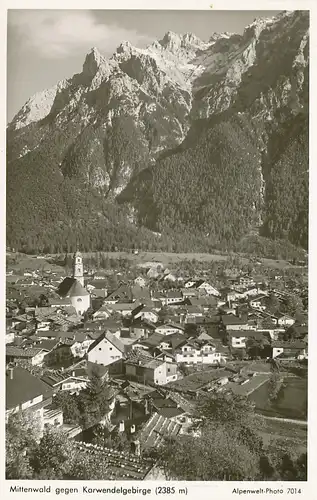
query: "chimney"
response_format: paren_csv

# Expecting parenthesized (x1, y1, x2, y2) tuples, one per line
(119, 420, 125, 433)
(130, 424, 136, 434)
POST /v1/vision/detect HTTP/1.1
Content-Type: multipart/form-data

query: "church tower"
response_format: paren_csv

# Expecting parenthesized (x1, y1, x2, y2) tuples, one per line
(73, 249, 84, 286)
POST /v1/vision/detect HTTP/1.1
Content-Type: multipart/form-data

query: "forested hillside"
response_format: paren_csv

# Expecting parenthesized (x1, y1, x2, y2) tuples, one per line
(119, 114, 263, 247)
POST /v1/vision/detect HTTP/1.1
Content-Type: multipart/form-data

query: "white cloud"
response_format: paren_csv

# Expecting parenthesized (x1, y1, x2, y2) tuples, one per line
(8, 10, 154, 58)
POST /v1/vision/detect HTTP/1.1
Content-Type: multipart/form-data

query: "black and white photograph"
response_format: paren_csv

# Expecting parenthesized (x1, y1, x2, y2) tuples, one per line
(5, 4, 310, 487)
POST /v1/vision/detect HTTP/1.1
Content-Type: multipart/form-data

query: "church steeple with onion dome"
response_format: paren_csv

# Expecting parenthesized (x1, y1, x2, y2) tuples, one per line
(73, 247, 84, 286)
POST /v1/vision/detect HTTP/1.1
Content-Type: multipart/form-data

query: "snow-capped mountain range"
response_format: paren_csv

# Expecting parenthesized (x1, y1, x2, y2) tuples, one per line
(7, 10, 309, 252)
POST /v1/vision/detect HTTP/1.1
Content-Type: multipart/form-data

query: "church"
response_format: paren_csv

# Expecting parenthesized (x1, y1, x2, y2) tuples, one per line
(57, 250, 91, 316)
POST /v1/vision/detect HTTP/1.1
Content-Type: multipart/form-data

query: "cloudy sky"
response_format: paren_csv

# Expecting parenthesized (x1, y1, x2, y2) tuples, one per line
(7, 9, 280, 121)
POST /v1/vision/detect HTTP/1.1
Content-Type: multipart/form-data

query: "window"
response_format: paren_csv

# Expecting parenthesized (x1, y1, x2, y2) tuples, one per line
(77, 298, 82, 302)
(99, 347, 102, 351)
(167, 368, 171, 373)
(109, 347, 112, 351)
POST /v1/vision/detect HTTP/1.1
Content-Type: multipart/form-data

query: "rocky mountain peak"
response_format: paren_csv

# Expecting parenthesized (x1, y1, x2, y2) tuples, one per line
(83, 47, 106, 77)
(159, 31, 183, 50)
(116, 40, 133, 54)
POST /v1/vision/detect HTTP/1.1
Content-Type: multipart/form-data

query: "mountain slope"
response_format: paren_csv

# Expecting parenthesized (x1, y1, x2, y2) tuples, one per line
(7, 10, 309, 254)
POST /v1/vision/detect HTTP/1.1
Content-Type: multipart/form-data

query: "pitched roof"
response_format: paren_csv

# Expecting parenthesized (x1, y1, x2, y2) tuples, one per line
(125, 348, 164, 369)
(41, 370, 88, 387)
(160, 333, 187, 351)
(6, 367, 52, 410)
(272, 340, 307, 349)
(229, 330, 266, 339)
(87, 330, 125, 354)
(140, 333, 165, 348)
(166, 290, 183, 298)
(48, 298, 72, 306)
(136, 412, 181, 449)
(35, 339, 59, 352)
(221, 315, 248, 326)
(6, 346, 44, 358)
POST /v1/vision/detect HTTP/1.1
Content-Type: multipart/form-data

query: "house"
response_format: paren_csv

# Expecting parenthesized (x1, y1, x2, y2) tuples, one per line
(249, 295, 268, 311)
(48, 298, 72, 308)
(228, 330, 268, 350)
(175, 338, 227, 365)
(87, 330, 125, 369)
(92, 304, 112, 320)
(187, 296, 218, 311)
(133, 306, 159, 324)
(162, 272, 178, 282)
(221, 288, 245, 303)
(162, 290, 183, 306)
(221, 315, 251, 332)
(43, 407, 64, 430)
(131, 286, 151, 303)
(271, 341, 308, 360)
(104, 285, 133, 304)
(155, 322, 185, 336)
(33, 339, 60, 356)
(107, 302, 137, 317)
(146, 268, 160, 279)
(138, 332, 165, 351)
(36, 318, 53, 332)
(125, 349, 178, 386)
(241, 287, 264, 299)
(129, 319, 156, 340)
(135, 412, 181, 450)
(181, 288, 198, 299)
(90, 288, 108, 299)
(184, 279, 220, 297)
(158, 333, 188, 353)
(93, 272, 109, 280)
(5, 366, 53, 434)
(41, 369, 88, 394)
(5, 331, 15, 344)
(85, 319, 122, 338)
(276, 315, 296, 327)
(134, 276, 146, 288)
(146, 389, 195, 427)
(184, 305, 204, 320)
(6, 346, 48, 366)
(238, 275, 255, 288)
(195, 280, 220, 297)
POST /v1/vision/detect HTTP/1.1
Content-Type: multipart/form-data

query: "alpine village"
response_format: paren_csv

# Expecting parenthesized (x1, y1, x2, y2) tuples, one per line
(6, 10, 308, 482)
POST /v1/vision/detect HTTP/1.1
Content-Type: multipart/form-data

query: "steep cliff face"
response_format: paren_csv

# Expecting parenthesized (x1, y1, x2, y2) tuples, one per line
(7, 10, 309, 252)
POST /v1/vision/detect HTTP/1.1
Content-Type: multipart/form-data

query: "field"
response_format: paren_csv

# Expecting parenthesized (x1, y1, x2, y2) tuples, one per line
(257, 416, 307, 453)
(7, 250, 302, 271)
(249, 376, 307, 421)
